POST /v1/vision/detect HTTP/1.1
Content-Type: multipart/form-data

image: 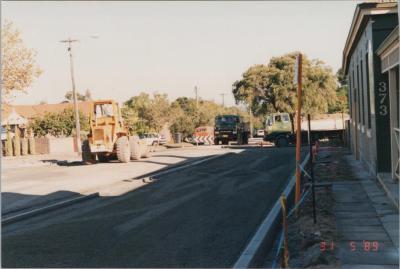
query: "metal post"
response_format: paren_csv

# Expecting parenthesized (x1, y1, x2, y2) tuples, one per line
(280, 195, 289, 268)
(295, 54, 303, 207)
(60, 38, 81, 154)
(308, 114, 317, 224)
(195, 86, 199, 147)
(220, 93, 225, 107)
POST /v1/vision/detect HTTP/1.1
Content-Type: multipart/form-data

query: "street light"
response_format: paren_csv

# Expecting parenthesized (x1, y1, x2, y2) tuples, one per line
(60, 36, 98, 154)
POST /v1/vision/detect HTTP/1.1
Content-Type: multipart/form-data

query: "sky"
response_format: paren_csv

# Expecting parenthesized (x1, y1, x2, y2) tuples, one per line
(2, 1, 363, 106)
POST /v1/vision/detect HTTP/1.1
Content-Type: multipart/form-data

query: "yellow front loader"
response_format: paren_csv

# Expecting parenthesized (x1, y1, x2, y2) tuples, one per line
(82, 100, 150, 164)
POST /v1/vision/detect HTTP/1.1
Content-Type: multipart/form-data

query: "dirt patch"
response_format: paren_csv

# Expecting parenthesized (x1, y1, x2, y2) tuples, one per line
(287, 187, 339, 268)
(287, 147, 345, 268)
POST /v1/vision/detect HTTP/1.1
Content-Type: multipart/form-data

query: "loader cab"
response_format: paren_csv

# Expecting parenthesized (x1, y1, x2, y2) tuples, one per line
(95, 103, 114, 118)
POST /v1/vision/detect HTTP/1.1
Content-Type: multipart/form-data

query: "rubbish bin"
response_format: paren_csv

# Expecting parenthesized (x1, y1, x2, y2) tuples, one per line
(173, 133, 182, 144)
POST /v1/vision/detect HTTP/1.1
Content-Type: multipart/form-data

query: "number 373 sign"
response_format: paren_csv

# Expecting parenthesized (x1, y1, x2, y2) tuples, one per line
(378, 81, 388, 116)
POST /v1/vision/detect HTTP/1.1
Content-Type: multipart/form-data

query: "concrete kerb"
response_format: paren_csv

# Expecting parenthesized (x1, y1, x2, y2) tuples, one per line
(2, 192, 99, 225)
(233, 153, 310, 269)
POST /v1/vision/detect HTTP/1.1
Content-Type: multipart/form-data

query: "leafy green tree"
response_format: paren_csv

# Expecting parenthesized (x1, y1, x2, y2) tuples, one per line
(122, 93, 170, 134)
(29, 108, 89, 137)
(147, 93, 170, 133)
(233, 52, 337, 132)
(329, 68, 349, 113)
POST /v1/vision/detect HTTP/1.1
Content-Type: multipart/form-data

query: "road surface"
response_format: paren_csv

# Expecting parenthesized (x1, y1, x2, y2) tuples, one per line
(2, 146, 235, 215)
(3, 147, 303, 268)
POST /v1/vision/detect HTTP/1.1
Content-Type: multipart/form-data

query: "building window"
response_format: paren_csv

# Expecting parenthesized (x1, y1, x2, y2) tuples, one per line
(349, 74, 352, 118)
(360, 59, 365, 126)
(365, 53, 371, 129)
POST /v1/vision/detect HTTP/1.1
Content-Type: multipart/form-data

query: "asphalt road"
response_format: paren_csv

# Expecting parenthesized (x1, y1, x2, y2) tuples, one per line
(3, 147, 302, 268)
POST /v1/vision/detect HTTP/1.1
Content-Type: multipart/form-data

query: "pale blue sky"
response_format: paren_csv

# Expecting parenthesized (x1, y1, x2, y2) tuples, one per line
(2, 1, 362, 106)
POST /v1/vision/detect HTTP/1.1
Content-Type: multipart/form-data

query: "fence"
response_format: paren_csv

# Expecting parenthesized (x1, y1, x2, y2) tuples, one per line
(3, 137, 77, 156)
(34, 137, 50, 155)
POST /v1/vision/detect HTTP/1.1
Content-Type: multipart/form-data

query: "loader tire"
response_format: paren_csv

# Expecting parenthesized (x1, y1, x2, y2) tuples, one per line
(117, 136, 130, 163)
(82, 140, 95, 164)
(129, 135, 141, 160)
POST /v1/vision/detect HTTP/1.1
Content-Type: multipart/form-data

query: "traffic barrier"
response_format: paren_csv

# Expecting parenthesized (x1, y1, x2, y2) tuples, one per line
(193, 135, 214, 145)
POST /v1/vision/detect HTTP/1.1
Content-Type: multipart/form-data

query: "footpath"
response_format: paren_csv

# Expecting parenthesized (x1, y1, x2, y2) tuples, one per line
(286, 146, 398, 269)
(316, 147, 399, 269)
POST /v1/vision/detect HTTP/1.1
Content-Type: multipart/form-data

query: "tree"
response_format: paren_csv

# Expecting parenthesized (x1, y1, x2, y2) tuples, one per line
(64, 89, 92, 102)
(29, 108, 89, 137)
(170, 97, 250, 137)
(1, 21, 42, 103)
(233, 52, 337, 132)
(329, 68, 349, 113)
(122, 92, 170, 134)
(147, 93, 171, 133)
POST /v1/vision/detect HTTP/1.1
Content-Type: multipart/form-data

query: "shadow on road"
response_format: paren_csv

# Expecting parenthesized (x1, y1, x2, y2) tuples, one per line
(2, 147, 302, 268)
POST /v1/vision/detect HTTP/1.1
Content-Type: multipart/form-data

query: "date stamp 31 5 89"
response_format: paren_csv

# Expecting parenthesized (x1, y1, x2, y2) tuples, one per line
(320, 241, 380, 252)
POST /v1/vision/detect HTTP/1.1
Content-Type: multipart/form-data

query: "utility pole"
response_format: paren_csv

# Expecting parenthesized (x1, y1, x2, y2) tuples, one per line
(295, 53, 303, 209)
(60, 38, 81, 154)
(220, 93, 225, 107)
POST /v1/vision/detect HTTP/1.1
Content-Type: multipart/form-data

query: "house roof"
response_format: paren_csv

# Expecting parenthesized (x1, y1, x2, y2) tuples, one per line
(1, 109, 28, 126)
(2, 101, 93, 121)
(377, 26, 399, 72)
(376, 25, 399, 56)
(342, 1, 398, 74)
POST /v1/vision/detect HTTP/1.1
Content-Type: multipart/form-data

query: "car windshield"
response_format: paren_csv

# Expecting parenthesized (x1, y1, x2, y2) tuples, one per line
(216, 116, 238, 125)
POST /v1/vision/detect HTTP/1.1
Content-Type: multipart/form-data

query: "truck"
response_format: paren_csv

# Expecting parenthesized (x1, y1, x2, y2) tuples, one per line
(264, 112, 346, 147)
(214, 115, 250, 145)
(82, 100, 150, 164)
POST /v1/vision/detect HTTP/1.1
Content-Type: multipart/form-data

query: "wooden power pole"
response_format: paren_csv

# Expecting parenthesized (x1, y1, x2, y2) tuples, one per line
(60, 38, 81, 154)
(295, 53, 303, 207)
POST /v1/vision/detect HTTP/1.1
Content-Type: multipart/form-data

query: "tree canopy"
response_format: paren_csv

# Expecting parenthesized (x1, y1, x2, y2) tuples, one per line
(232, 52, 339, 132)
(1, 21, 42, 103)
(122, 93, 171, 134)
(29, 108, 89, 137)
(121, 92, 251, 138)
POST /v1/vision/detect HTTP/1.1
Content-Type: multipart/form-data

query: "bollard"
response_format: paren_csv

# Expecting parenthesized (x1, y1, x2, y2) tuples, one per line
(21, 138, 28, 155)
(13, 130, 21, 157)
(28, 137, 36, 155)
(280, 194, 289, 268)
(5, 129, 13, 156)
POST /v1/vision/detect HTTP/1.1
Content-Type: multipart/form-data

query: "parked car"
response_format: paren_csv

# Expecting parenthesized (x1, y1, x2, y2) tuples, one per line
(158, 134, 167, 145)
(139, 133, 167, 146)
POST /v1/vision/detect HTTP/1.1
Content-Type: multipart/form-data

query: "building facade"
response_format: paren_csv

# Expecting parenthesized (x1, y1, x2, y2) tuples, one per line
(343, 2, 399, 180)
